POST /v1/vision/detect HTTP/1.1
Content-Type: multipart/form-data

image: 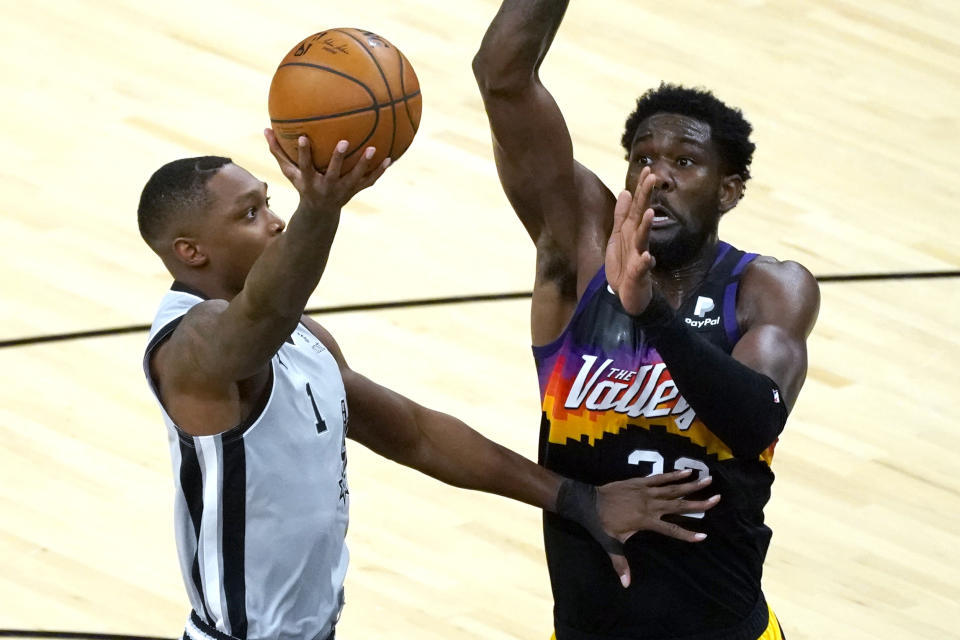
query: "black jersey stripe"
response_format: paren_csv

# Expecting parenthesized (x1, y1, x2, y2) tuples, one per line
(220, 434, 248, 639)
(178, 438, 212, 623)
(143, 315, 184, 360)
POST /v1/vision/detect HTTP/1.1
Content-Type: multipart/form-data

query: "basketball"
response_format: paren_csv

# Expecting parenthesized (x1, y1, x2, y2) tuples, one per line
(268, 29, 422, 173)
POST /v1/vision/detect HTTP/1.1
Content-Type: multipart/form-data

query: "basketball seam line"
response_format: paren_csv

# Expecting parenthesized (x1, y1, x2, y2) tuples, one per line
(337, 29, 398, 158)
(269, 90, 421, 124)
(397, 51, 417, 131)
(273, 59, 382, 156)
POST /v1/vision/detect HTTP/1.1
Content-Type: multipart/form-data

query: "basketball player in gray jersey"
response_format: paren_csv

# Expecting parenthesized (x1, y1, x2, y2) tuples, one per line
(137, 131, 719, 640)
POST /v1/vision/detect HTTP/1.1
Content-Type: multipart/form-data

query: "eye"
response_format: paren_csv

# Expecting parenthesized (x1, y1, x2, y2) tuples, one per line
(246, 206, 258, 219)
(677, 157, 694, 168)
(264, 196, 271, 209)
(635, 155, 652, 166)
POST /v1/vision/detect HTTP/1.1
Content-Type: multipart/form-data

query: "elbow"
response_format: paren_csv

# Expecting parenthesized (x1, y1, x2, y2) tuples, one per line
(472, 50, 533, 97)
(730, 440, 775, 461)
(728, 412, 787, 460)
(471, 51, 502, 92)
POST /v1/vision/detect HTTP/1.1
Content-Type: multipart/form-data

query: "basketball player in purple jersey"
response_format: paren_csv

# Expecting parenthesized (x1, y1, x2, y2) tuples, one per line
(474, 2, 820, 639)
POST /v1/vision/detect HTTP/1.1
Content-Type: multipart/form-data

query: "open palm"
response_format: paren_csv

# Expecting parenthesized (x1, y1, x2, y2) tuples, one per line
(605, 168, 657, 315)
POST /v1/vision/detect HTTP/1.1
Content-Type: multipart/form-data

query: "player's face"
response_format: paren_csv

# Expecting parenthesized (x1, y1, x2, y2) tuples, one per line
(198, 163, 285, 296)
(624, 113, 734, 269)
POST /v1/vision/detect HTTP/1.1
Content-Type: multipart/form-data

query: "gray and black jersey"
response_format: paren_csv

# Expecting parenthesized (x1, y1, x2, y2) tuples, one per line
(143, 282, 349, 640)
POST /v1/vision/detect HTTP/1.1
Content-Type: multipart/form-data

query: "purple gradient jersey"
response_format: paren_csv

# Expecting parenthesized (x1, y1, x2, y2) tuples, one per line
(533, 242, 779, 640)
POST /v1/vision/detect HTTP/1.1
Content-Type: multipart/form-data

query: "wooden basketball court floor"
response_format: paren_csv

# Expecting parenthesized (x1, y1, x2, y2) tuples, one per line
(1, 0, 958, 638)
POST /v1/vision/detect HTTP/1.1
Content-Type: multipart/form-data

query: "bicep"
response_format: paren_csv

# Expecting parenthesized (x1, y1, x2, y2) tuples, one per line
(731, 324, 808, 409)
(341, 368, 423, 466)
(299, 315, 423, 461)
(164, 300, 291, 386)
(732, 261, 821, 409)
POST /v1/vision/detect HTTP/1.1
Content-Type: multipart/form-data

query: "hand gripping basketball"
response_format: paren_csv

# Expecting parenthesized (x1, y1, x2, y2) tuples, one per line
(264, 129, 391, 212)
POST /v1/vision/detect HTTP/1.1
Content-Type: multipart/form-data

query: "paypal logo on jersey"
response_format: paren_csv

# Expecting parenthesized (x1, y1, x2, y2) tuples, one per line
(685, 296, 719, 328)
(693, 296, 714, 318)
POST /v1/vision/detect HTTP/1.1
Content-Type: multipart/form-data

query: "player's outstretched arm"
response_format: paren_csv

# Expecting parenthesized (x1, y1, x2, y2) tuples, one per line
(302, 316, 719, 588)
(473, 1, 615, 291)
(609, 177, 820, 458)
(151, 135, 389, 435)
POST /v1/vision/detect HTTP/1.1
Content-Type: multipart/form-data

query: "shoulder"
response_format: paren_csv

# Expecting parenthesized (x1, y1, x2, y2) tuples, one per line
(152, 299, 228, 362)
(739, 256, 820, 334)
(743, 256, 818, 292)
(299, 315, 349, 371)
(149, 299, 236, 392)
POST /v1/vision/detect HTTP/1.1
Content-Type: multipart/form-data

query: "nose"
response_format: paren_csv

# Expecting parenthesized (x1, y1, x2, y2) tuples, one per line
(270, 212, 286, 234)
(652, 160, 674, 192)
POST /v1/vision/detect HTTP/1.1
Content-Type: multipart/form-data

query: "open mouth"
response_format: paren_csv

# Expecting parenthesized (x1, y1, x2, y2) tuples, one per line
(650, 204, 675, 227)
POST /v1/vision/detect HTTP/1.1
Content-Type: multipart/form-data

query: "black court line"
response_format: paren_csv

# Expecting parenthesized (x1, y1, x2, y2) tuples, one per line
(0, 270, 957, 350)
(816, 270, 960, 282)
(0, 292, 532, 349)
(0, 632, 173, 640)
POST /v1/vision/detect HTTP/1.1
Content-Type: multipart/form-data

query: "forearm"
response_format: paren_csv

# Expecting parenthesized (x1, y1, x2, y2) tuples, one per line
(347, 374, 625, 555)
(240, 201, 340, 321)
(635, 294, 788, 458)
(473, 0, 570, 91)
(404, 405, 562, 510)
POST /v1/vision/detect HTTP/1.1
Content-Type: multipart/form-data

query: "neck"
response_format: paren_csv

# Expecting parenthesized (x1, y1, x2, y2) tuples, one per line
(170, 271, 240, 302)
(652, 238, 719, 308)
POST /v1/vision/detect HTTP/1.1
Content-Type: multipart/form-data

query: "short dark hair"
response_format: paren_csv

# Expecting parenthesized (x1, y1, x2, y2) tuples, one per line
(621, 83, 755, 186)
(137, 156, 232, 248)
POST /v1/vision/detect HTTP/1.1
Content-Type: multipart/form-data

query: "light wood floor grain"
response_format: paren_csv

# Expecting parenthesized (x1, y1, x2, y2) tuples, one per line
(1, 1, 958, 639)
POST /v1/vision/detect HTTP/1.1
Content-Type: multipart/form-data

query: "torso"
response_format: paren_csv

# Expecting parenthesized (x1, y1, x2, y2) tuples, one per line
(143, 285, 350, 640)
(534, 242, 776, 640)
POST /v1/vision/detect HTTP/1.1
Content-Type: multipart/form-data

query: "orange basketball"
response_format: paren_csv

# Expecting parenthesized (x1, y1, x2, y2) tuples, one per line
(268, 29, 422, 173)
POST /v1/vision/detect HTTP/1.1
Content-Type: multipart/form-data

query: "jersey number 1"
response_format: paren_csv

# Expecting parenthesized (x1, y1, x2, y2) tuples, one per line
(306, 383, 327, 434)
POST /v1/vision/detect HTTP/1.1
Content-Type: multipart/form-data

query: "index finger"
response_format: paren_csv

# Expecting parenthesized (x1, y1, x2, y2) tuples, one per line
(264, 129, 298, 179)
(634, 208, 654, 255)
(631, 167, 657, 217)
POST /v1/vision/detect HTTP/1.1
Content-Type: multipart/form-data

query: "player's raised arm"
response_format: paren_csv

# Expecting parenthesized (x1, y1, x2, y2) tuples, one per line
(148, 136, 389, 436)
(472, 1, 614, 275)
(300, 316, 719, 588)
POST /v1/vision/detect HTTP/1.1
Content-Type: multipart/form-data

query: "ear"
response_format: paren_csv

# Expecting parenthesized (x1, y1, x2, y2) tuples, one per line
(172, 237, 209, 267)
(718, 174, 744, 215)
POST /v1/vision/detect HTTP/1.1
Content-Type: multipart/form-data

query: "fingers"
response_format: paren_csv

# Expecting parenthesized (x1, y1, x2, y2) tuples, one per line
(264, 128, 298, 182)
(613, 188, 633, 233)
(632, 167, 657, 213)
(639, 468, 694, 485)
(674, 494, 722, 515)
(634, 207, 654, 254)
(295, 135, 314, 174)
(607, 552, 632, 589)
(346, 146, 377, 180)
(645, 473, 713, 499)
(357, 156, 392, 191)
(324, 139, 349, 177)
(649, 519, 709, 543)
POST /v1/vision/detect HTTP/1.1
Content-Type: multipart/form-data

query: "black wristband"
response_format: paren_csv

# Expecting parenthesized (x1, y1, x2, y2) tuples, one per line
(630, 290, 674, 332)
(555, 479, 624, 554)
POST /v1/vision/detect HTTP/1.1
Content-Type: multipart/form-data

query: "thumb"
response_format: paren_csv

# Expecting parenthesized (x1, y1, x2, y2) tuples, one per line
(608, 552, 631, 588)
